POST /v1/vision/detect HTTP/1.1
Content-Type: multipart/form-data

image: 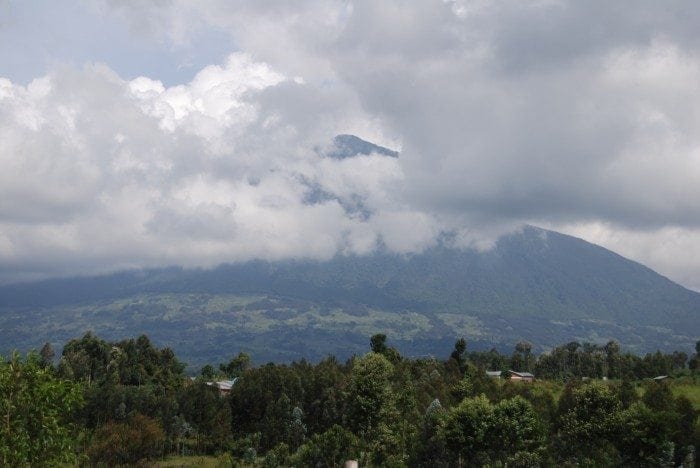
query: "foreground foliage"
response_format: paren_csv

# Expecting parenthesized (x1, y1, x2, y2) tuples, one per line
(2, 333, 699, 466)
(0, 352, 82, 466)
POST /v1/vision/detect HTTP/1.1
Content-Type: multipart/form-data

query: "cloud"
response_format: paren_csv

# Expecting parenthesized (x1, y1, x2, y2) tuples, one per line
(0, 53, 410, 282)
(3, 1, 700, 290)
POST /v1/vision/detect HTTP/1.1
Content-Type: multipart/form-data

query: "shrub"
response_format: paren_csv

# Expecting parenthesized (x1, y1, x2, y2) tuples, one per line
(87, 413, 165, 465)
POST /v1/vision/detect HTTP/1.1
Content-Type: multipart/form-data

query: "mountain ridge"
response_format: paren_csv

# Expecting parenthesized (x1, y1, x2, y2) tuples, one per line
(1, 226, 698, 364)
(327, 134, 399, 159)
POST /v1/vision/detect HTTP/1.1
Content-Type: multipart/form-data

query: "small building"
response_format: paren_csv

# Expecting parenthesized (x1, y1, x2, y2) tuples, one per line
(486, 370, 502, 379)
(653, 375, 673, 382)
(206, 378, 238, 396)
(508, 370, 535, 382)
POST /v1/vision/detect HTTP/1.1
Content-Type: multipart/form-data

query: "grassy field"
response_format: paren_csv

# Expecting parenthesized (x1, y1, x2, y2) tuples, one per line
(670, 377, 700, 409)
(497, 377, 700, 411)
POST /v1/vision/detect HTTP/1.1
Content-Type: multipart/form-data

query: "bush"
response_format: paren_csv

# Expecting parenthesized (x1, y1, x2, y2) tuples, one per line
(87, 413, 165, 465)
(292, 425, 360, 467)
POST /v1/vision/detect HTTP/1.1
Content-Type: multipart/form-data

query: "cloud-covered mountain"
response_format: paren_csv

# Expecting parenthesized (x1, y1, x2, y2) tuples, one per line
(2, 3, 700, 367)
(1, 226, 697, 365)
(5, 2, 700, 290)
(327, 134, 399, 159)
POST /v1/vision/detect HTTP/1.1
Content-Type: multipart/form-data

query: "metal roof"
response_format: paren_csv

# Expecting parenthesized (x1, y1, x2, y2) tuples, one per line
(509, 370, 535, 378)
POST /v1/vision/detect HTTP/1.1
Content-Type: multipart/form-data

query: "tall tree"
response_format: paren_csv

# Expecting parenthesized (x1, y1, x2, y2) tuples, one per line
(39, 342, 55, 369)
(0, 352, 83, 466)
(179, 381, 231, 452)
(369, 333, 401, 363)
(617, 402, 674, 467)
(441, 394, 494, 466)
(441, 395, 546, 466)
(512, 341, 534, 372)
(59, 332, 110, 384)
(370, 334, 388, 354)
(604, 340, 621, 378)
(557, 383, 622, 465)
(490, 396, 546, 465)
(450, 338, 467, 372)
(219, 352, 251, 378)
(345, 352, 395, 438)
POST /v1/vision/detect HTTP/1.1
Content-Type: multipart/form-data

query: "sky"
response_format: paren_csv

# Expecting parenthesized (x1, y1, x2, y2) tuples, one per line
(1, 1, 700, 290)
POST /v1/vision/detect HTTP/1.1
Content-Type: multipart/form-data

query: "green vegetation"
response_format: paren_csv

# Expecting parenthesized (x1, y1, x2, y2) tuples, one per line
(672, 377, 700, 409)
(0, 292, 442, 366)
(0, 352, 82, 466)
(2, 333, 699, 466)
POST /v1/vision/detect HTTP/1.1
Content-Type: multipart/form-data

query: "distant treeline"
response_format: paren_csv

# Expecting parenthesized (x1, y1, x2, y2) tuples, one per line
(1, 333, 699, 466)
(473, 338, 696, 380)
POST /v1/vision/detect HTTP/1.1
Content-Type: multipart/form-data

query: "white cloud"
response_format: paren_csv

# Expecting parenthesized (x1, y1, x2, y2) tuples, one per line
(0, 52, 413, 282)
(3, 1, 700, 291)
(130, 53, 285, 140)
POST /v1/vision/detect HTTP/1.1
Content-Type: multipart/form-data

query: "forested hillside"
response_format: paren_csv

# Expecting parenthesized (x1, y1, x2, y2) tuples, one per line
(1, 227, 698, 364)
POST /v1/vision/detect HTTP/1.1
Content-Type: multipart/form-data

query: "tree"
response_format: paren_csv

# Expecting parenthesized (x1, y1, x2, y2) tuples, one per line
(302, 355, 345, 435)
(58, 332, 110, 384)
(370, 334, 388, 354)
(179, 381, 231, 452)
(490, 396, 546, 465)
(441, 395, 493, 466)
(229, 362, 305, 452)
(642, 380, 674, 412)
(292, 425, 360, 467)
(618, 402, 674, 467)
(219, 352, 250, 378)
(689, 340, 700, 372)
(616, 379, 638, 409)
(670, 351, 687, 371)
(200, 364, 216, 380)
(0, 352, 83, 466)
(450, 338, 467, 372)
(604, 340, 621, 378)
(288, 406, 307, 450)
(39, 342, 55, 369)
(672, 395, 699, 466)
(557, 383, 622, 465)
(512, 341, 534, 372)
(441, 395, 546, 467)
(369, 333, 401, 363)
(413, 399, 449, 467)
(344, 352, 409, 464)
(457, 362, 500, 402)
(345, 352, 395, 438)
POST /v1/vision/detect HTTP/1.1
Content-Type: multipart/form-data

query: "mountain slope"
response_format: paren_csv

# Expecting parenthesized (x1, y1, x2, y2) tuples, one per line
(0, 227, 698, 365)
(327, 134, 399, 159)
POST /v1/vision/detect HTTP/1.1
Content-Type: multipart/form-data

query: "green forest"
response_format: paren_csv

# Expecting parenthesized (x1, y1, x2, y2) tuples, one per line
(2, 333, 699, 467)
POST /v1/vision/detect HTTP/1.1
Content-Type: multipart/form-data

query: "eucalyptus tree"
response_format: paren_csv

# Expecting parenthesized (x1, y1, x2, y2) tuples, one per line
(0, 352, 83, 466)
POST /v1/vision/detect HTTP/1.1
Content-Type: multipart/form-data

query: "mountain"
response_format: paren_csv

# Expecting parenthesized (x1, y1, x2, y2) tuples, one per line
(0, 226, 698, 366)
(327, 134, 399, 159)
